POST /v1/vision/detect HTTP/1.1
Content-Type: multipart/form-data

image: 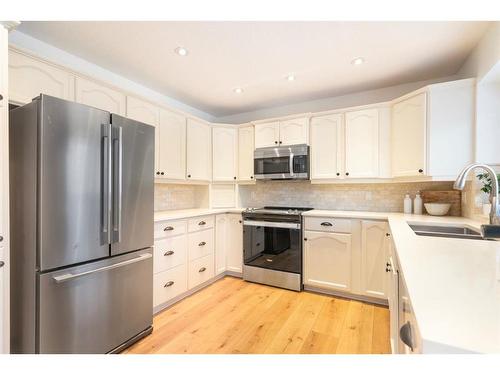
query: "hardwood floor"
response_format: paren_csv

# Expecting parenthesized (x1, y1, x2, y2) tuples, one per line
(124, 277, 391, 354)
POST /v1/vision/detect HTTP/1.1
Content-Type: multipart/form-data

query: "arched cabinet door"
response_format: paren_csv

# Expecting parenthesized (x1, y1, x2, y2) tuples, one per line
(279, 117, 309, 146)
(310, 113, 343, 180)
(303, 231, 352, 292)
(75, 77, 126, 115)
(361, 220, 388, 299)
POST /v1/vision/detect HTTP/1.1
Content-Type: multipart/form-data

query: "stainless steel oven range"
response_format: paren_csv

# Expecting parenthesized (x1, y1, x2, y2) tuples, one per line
(242, 206, 313, 291)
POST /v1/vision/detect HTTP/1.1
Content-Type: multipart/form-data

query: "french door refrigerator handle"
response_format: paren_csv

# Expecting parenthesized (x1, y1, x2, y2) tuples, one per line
(111, 125, 123, 243)
(101, 124, 112, 245)
(52, 253, 152, 283)
(289, 152, 294, 177)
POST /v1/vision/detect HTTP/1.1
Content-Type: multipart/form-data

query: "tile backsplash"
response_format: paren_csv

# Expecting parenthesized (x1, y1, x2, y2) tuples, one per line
(154, 184, 208, 211)
(238, 181, 455, 212)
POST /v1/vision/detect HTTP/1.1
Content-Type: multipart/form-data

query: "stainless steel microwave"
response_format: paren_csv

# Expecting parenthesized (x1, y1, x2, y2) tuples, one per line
(254, 144, 310, 180)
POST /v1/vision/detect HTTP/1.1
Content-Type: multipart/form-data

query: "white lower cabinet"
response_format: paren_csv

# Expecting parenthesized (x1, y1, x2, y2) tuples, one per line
(386, 236, 399, 354)
(154, 264, 188, 307)
(153, 235, 187, 274)
(360, 220, 388, 299)
(215, 214, 227, 275)
(303, 231, 352, 292)
(188, 229, 214, 261)
(226, 214, 243, 273)
(188, 254, 215, 289)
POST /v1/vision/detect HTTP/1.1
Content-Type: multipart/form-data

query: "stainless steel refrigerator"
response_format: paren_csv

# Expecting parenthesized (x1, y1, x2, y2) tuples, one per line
(9, 95, 154, 353)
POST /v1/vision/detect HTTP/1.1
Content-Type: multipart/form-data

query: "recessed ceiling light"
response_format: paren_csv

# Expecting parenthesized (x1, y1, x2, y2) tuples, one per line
(286, 74, 296, 81)
(351, 57, 365, 65)
(233, 87, 243, 94)
(175, 47, 188, 56)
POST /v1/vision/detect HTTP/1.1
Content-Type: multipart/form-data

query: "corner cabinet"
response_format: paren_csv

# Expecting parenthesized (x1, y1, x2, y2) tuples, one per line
(238, 126, 255, 181)
(254, 117, 309, 148)
(212, 126, 238, 182)
(159, 109, 186, 180)
(344, 109, 380, 178)
(75, 76, 126, 115)
(303, 231, 352, 292)
(9, 49, 75, 105)
(186, 118, 212, 182)
(391, 79, 474, 179)
(360, 220, 388, 299)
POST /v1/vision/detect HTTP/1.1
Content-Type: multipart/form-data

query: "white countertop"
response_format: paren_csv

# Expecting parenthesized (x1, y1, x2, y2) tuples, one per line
(304, 209, 500, 353)
(154, 208, 244, 222)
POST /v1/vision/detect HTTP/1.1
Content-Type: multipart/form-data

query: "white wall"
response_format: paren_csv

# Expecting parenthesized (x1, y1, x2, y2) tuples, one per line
(214, 75, 458, 124)
(458, 22, 500, 82)
(9, 30, 216, 122)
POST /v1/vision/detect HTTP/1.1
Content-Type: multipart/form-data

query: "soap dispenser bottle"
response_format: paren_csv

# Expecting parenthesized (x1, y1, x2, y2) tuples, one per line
(414, 191, 423, 215)
(404, 193, 412, 214)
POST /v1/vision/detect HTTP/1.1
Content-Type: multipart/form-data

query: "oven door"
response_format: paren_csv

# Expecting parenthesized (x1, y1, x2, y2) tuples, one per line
(243, 219, 301, 274)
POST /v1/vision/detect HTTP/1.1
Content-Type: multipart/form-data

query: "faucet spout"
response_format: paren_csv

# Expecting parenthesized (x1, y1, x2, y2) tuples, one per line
(453, 163, 499, 226)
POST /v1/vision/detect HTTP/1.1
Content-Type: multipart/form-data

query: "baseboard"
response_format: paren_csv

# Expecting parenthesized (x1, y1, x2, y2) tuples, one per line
(303, 285, 388, 306)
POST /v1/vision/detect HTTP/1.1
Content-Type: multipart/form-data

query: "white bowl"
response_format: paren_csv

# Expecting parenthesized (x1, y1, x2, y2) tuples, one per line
(424, 203, 451, 216)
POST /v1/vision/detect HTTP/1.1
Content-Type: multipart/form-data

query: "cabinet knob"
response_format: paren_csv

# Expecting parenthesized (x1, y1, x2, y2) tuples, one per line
(345, 172, 350, 176)
(336, 173, 340, 176)
(234, 176, 237, 180)
(250, 176, 254, 179)
(275, 141, 278, 144)
(304, 238, 308, 241)
(161, 172, 165, 175)
(386, 267, 391, 273)
(239, 220, 242, 224)
(199, 267, 207, 273)
(279, 141, 282, 144)
(0, 94, 3, 101)
(0, 261, 4, 268)
(386, 262, 390, 267)
(164, 250, 174, 256)
(386, 233, 390, 237)
(0, 235, 3, 242)
(164, 281, 174, 288)
(418, 169, 423, 173)
(156, 171, 160, 175)
(187, 174, 191, 178)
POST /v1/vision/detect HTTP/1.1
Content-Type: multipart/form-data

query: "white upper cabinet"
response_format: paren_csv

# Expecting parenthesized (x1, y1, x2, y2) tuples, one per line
(254, 121, 280, 148)
(158, 109, 186, 180)
(212, 126, 238, 182)
(186, 118, 212, 181)
(392, 79, 474, 179)
(303, 231, 352, 293)
(126, 96, 161, 174)
(361, 220, 388, 299)
(75, 76, 126, 115)
(238, 126, 255, 181)
(279, 117, 309, 146)
(9, 49, 74, 104)
(310, 113, 343, 180)
(392, 93, 426, 177)
(254, 117, 309, 148)
(345, 108, 380, 178)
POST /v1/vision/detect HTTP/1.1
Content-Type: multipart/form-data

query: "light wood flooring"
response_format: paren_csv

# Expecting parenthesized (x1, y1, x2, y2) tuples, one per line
(124, 276, 391, 354)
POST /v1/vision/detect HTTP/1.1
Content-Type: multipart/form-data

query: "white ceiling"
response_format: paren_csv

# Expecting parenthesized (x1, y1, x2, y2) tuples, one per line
(17, 21, 489, 117)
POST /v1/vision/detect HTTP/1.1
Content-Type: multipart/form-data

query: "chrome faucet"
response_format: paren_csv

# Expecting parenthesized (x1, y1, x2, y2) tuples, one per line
(454, 163, 500, 239)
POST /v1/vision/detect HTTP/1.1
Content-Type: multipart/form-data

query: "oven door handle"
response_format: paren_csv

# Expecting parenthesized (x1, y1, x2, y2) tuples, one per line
(243, 220, 300, 229)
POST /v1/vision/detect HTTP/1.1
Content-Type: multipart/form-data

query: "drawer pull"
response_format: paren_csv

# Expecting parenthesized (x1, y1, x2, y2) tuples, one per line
(163, 226, 174, 231)
(198, 241, 206, 247)
(164, 281, 174, 288)
(164, 250, 174, 256)
(320, 222, 333, 227)
(198, 221, 206, 226)
(198, 267, 206, 273)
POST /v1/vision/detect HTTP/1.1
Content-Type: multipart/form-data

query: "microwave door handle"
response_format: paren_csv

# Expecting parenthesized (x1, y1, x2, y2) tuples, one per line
(289, 152, 294, 177)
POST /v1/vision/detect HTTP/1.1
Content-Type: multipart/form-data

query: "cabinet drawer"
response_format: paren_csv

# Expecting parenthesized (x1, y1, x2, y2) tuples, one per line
(153, 235, 187, 274)
(188, 215, 214, 232)
(154, 220, 187, 239)
(153, 264, 188, 307)
(188, 229, 214, 261)
(305, 217, 352, 233)
(188, 254, 215, 289)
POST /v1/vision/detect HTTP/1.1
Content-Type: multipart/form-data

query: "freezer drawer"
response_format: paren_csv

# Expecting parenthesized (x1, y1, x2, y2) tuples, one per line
(38, 248, 153, 353)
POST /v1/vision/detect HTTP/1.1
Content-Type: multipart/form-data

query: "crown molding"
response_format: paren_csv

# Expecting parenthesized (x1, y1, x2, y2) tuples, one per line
(0, 21, 21, 31)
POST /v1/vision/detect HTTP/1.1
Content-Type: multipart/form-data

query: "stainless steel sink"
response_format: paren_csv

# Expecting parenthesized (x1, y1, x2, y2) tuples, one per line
(409, 224, 484, 240)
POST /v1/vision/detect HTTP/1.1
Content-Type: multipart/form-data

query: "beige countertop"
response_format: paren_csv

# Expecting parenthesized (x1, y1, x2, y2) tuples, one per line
(304, 209, 500, 353)
(154, 208, 244, 222)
